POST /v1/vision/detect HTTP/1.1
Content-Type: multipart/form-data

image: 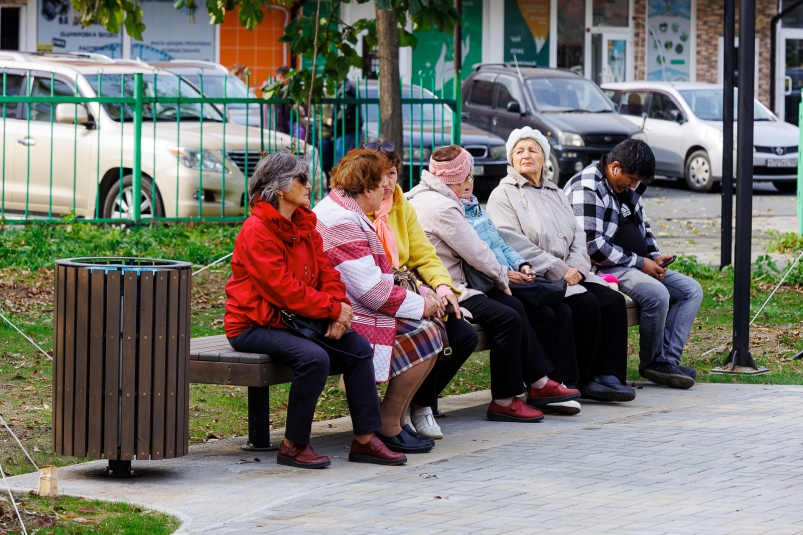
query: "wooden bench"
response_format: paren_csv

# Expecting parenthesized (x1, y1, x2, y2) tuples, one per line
(190, 300, 640, 450)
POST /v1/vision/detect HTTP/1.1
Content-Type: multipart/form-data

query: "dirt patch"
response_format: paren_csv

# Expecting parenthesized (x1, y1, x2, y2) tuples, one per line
(0, 269, 54, 317)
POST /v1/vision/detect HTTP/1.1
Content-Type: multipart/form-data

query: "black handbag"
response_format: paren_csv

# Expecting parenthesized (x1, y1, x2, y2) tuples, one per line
(280, 310, 373, 359)
(509, 277, 567, 307)
(462, 261, 495, 293)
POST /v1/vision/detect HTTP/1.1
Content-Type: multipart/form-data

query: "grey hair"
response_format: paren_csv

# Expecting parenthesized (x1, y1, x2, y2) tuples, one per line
(248, 152, 309, 208)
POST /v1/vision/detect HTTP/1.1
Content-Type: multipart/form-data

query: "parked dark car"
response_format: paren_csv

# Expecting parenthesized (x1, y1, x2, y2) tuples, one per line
(462, 63, 645, 186)
(361, 82, 509, 192)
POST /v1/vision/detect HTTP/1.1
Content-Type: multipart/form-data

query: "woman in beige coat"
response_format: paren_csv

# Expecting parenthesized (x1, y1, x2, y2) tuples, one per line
(486, 127, 635, 402)
(407, 145, 580, 422)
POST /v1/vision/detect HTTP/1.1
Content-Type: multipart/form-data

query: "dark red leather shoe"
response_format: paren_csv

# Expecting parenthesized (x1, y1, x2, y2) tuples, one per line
(527, 379, 581, 406)
(277, 441, 331, 469)
(486, 397, 544, 422)
(349, 436, 407, 466)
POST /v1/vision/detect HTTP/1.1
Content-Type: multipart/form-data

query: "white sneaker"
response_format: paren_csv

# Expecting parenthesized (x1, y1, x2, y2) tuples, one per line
(536, 400, 581, 416)
(404, 406, 411, 427)
(411, 408, 443, 439)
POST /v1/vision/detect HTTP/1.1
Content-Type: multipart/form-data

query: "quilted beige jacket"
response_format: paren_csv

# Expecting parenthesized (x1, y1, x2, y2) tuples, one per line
(486, 166, 605, 297)
(406, 171, 509, 302)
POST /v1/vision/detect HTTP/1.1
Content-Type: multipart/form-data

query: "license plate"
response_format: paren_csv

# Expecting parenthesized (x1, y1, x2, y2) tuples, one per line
(472, 165, 485, 176)
(766, 158, 797, 167)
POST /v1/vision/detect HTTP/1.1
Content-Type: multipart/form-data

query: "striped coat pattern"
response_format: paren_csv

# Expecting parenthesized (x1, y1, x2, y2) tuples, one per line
(313, 189, 429, 382)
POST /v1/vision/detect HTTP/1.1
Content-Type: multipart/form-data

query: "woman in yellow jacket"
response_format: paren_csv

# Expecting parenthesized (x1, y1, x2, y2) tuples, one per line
(362, 141, 479, 439)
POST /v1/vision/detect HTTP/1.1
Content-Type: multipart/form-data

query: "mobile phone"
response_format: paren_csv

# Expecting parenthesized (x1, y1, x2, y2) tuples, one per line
(658, 255, 677, 268)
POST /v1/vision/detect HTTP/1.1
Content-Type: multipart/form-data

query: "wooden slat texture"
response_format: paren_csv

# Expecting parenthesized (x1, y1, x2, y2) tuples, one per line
(87, 269, 105, 458)
(72, 269, 89, 458)
(119, 271, 138, 461)
(53, 266, 65, 453)
(164, 272, 179, 458)
(63, 267, 76, 457)
(137, 271, 154, 460)
(151, 271, 168, 460)
(177, 269, 190, 456)
(189, 361, 294, 387)
(103, 270, 121, 460)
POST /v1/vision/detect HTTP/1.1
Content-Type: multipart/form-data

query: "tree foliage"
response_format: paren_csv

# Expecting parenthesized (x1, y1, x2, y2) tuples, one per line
(71, 0, 459, 104)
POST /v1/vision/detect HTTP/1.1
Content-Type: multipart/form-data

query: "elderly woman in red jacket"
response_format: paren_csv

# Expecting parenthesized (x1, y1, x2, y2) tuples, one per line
(225, 152, 406, 469)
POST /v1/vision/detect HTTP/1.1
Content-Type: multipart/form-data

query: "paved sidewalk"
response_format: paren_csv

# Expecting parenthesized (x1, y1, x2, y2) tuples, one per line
(9, 383, 803, 534)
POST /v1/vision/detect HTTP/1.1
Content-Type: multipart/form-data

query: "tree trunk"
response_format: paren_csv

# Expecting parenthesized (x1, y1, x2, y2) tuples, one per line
(375, 6, 403, 150)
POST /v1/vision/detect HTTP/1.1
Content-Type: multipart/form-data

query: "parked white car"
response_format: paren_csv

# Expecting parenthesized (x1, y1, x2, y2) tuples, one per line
(0, 53, 301, 219)
(603, 82, 799, 193)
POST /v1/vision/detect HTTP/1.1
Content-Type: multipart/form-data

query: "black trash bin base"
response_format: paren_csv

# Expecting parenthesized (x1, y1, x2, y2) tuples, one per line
(104, 460, 138, 478)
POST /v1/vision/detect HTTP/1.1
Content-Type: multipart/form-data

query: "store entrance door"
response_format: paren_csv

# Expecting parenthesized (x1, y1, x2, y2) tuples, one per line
(779, 30, 803, 125)
(591, 33, 631, 85)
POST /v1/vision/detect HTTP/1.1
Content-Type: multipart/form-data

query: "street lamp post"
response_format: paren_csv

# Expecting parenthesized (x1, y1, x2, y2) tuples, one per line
(720, 0, 735, 269)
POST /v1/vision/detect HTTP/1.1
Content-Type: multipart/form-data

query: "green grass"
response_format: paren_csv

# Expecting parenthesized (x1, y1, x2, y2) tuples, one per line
(1, 223, 802, 480)
(0, 492, 179, 534)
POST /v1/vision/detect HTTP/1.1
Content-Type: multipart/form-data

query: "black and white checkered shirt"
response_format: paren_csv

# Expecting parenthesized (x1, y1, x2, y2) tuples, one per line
(563, 158, 660, 269)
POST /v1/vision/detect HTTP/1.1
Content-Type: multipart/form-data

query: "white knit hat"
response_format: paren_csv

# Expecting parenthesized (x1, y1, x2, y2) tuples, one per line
(505, 126, 550, 164)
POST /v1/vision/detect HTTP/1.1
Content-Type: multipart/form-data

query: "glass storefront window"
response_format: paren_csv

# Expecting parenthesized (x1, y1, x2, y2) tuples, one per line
(593, 0, 629, 27)
(782, 0, 803, 28)
(557, 0, 585, 73)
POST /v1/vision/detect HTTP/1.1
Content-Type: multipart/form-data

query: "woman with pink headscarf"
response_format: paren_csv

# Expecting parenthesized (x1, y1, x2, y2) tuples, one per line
(407, 146, 580, 423)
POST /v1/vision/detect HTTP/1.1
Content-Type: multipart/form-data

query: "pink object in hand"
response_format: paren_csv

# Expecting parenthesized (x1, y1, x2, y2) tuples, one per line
(598, 273, 619, 291)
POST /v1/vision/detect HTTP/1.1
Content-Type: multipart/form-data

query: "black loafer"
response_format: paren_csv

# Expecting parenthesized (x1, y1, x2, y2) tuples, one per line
(402, 424, 435, 447)
(375, 430, 434, 454)
(582, 375, 636, 402)
(642, 362, 695, 389)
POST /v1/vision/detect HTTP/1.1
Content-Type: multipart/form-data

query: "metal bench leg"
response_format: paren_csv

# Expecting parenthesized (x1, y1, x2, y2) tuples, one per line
(241, 386, 278, 451)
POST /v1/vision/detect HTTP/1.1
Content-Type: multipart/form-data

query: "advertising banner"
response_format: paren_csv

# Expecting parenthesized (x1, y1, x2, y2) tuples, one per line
(37, 0, 122, 56)
(504, 0, 550, 67)
(135, 0, 216, 61)
(411, 0, 482, 93)
(646, 0, 692, 81)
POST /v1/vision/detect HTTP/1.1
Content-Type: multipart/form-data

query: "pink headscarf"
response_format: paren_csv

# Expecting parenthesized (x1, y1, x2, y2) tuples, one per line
(372, 195, 399, 269)
(428, 147, 472, 184)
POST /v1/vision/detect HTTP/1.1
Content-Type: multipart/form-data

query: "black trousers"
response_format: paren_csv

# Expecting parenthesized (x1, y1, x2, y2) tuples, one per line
(229, 326, 382, 444)
(411, 316, 478, 408)
(563, 282, 628, 385)
(525, 302, 580, 385)
(460, 290, 554, 399)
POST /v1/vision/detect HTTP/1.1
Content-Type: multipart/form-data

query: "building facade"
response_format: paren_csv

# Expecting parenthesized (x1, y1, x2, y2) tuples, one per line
(2, 0, 801, 120)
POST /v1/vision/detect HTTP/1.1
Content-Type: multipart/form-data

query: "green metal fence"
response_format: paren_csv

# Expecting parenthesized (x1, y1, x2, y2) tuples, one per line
(0, 69, 460, 224)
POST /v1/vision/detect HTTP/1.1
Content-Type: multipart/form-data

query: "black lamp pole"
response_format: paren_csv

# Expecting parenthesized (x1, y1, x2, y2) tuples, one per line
(721, 0, 735, 269)
(727, 0, 759, 370)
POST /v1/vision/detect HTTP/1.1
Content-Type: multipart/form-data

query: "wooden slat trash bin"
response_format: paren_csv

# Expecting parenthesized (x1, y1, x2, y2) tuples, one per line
(53, 257, 192, 477)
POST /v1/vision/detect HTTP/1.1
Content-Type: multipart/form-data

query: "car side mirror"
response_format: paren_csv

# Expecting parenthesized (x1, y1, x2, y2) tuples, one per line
(55, 103, 90, 126)
(668, 109, 685, 124)
(506, 101, 523, 114)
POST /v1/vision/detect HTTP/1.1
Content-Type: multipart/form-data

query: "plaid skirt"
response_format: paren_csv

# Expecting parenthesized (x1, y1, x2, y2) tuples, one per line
(389, 318, 443, 379)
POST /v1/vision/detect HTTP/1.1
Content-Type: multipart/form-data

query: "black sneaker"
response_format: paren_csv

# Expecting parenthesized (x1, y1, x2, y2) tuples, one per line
(678, 365, 698, 381)
(642, 362, 695, 389)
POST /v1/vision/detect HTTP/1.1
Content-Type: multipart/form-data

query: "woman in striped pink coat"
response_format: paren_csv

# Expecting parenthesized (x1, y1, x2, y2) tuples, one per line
(314, 149, 442, 455)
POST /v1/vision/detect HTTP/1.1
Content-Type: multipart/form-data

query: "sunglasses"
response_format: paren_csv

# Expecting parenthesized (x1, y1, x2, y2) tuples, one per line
(363, 142, 396, 153)
(295, 173, 309, 187)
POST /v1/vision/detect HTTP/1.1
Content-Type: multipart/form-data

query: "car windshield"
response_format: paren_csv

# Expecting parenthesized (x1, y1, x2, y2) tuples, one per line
(526, 78, 614, 113)
(364, 87, 454, 124)
(85, 73, 224, 122)
(179, 73, 252, 109)
(678, 89, 775, 121)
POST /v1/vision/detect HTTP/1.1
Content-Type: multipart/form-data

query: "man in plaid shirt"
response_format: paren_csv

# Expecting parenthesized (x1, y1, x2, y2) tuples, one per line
(565, 140, 702, 390)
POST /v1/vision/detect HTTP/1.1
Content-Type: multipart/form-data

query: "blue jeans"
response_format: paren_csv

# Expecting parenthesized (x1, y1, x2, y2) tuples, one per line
(229, 327, 382, 444)
(598, 267, 703, 370)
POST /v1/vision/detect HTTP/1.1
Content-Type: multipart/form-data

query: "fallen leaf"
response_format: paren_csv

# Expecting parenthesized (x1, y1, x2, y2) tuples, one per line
(434, 496, 442, 499)
(32, 515, 56, 527)
(257, 524, 267, 528)
(236, 458, 261, 464)
(419, 473, 437, 479)
(637, 386, 643, 389)
(23, 386, 34, 391)
(205, 433, 219, 441)
(77, 507, 95, 513)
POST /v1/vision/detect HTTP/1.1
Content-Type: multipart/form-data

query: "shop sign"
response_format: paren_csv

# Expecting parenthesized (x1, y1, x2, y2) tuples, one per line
(411, 0, 483, 93)
(135, 0, 215, 61)
(504, 0, 550, 67)
(37, 0, 122, 56)
(646, 0, 692, 81)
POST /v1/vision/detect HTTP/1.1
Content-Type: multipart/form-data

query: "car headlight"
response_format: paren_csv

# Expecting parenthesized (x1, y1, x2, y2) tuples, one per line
(489, 145, 508, 160)
(402, 147, 433, 161)
(559, 132, 585, 147)
(631, 132, 648, 142)
(167, 147, 230, 174)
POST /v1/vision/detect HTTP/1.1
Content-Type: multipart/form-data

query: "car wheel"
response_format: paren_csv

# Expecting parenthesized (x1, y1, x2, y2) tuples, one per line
(103, 175, 164, 219)
(684, 150, 715, 192)
(773, 181, 797, 194)
(543, 152, 562, 186)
